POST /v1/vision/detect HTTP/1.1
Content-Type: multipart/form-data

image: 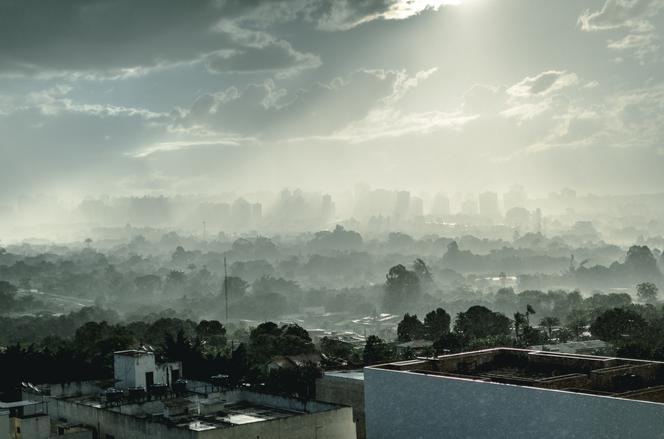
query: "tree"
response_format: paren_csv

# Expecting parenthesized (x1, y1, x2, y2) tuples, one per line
(525, 304, 536, 325)
(0, 280, 18, 295)
(513, 312, 527, 341)
(248, 322, 314, 365)
(565, 309, 589, 340)
(383, 264, 421, 312)
(196, 320, 226, 338)
(412, 258, 433, 285)
(363, 335, 392, 365)
(624, 245, 661, 280)
(161, 329, 203, 369)
(433, 332, 465, 355)
(590, 308, 648, 344)
(224, 276, 249, 300)
(320, 337, 353, 361)
(423, 308, 451, 341)
(637, 282, 659, 304)
(540, 317, 561, 339)
(397, 314, 425, 342)
(454, 306, 511, 340)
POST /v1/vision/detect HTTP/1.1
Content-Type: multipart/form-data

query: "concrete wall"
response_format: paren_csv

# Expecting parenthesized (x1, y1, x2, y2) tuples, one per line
(53, 398, 196, 439)
(0, 411, 8, 439)
(114, 354, 181, 389)
(197, 407, 357, 439)
(316, 375, 365, 439)
(365, 367, 664, 439)
(114, 354, 156, 389)
(56, 429, 94, 439)
(46, 381, 106, 398)
(155, 362, 181, 387)
(13, 414, 50, 439)
(53, 394, 356, 439)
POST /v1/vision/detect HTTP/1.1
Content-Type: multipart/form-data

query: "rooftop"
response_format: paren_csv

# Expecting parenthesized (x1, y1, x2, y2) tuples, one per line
(114, 349, 154, 357)
(370, 348, 664, 403)
(62, 389, 343, 432)
(325, 370, 365, 381)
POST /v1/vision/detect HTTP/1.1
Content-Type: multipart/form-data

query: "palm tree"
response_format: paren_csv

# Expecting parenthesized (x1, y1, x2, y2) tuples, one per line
(540, 317, 560, 340)
(514, 312, 527, 341)
(525, 304, 536, 326)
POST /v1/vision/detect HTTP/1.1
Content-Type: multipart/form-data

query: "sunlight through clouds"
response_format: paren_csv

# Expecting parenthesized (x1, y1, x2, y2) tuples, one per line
(385, 0, 466, 19)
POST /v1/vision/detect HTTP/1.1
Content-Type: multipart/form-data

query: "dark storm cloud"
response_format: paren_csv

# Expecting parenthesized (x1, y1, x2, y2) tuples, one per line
(0, 0, 321, 78)
(0, 0, 430, 78)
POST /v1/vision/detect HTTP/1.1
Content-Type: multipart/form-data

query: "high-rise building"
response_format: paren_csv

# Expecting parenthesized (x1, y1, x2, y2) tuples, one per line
(393, 191, 411, 223)
(430, 193, 451, 216)
(503, 184, 528, 211)
(478, 191, 500, 219)
(322, 194, 335, 221)
(460, 194, 478, 215)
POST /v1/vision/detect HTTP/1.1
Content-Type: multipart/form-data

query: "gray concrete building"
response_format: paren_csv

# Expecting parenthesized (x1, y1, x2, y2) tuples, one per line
(365, 348, 664, 439)
(18, 350, 356, 439)
(48, 389, 355, 439)
(316, 371, 365, 439)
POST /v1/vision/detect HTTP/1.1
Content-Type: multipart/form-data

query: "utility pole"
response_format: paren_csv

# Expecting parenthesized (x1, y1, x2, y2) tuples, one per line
(202, 221, 207, 241)
(224, 256, 229, 324)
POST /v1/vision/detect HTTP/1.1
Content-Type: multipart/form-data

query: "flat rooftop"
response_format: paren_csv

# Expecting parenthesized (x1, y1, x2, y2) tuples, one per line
(325, 370, 365, 381)
(62, 389, 343, 432)
(371, 348, 664, 404)
(114, 349, 154, 357)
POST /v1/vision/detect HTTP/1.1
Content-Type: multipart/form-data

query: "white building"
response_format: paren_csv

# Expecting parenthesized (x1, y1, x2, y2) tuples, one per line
(365, 348, 664, 439)
(113, 349, 181, 389)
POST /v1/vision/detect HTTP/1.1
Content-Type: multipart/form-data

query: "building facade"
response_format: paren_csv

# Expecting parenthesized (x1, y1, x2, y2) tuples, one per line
(365, 348, 664, 439)
(113, 350, 181, 389)
(316, 371, 365, 439)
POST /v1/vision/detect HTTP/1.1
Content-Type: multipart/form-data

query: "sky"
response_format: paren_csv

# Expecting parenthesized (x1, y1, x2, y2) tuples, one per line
(1, 0, 664, 202)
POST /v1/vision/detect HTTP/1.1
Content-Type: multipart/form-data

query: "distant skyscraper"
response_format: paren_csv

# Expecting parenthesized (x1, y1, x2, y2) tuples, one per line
(431, 193, 451, 216)
(394, 191, 411, 222)
(503, 185, 528, 211)
(479, 191, 500, 219)
(231, 198, 252, 229)
(409, 196, 423, 218)
(460, 194, 478, 215)
(251, 203, 262, 224)
(321, 194, 335, 221)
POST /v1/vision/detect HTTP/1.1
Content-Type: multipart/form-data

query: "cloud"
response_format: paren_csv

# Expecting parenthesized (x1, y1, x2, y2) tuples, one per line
(259, 0, 457, 31)
(173, 70, 411, 140)
(0, 0, 455, 79)
(0, 0, 321, 79)
(129, 138, 250, 158)
(578, 0, 663, 31)
(320, 109, 476, 143)
(463, 85, 508, 116)
(204, 22, 321, 76)
(579, 0, 664, 61)
(507, 71, 579, 98)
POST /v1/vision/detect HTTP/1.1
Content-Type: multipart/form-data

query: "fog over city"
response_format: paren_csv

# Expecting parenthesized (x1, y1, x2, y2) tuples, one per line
(2, 2, 664, 438)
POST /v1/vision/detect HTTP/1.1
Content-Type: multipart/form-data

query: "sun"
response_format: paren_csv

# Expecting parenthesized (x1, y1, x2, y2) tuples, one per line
(385, 0, 475, 19)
